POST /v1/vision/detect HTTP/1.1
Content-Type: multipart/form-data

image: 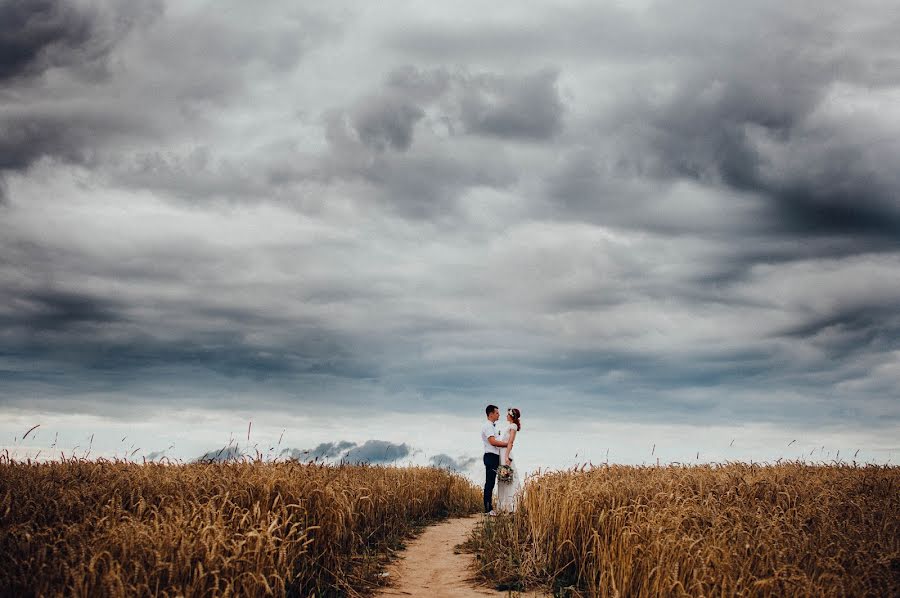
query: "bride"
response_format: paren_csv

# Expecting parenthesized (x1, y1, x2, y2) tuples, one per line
(496, 408, 522, 513)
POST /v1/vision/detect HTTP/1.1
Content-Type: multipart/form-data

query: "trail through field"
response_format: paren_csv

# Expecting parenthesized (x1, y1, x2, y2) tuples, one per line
(375, 516, 542, 598)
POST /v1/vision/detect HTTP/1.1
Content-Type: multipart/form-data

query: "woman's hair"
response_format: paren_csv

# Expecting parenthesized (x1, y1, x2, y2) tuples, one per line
(508, 408, 521, 431)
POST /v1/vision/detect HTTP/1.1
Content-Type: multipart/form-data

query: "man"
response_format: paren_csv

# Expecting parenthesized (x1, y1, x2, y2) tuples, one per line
(481, 404, 508, 515)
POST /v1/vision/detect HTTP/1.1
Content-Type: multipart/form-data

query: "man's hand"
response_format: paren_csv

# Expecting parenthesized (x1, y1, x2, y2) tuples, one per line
(488, 436, 507, 448)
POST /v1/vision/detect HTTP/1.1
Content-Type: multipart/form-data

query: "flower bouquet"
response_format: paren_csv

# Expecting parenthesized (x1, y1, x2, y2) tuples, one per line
(496, 464, 514, 483)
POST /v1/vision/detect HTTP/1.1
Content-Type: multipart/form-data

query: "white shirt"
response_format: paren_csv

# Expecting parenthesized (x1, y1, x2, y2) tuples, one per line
(481, 420, 500, 455)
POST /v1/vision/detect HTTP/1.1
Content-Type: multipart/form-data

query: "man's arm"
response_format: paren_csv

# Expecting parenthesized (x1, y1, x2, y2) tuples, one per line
(488, 435, 507, 447)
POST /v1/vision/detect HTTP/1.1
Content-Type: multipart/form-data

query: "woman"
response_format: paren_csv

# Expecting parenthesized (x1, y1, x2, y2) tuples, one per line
(496, 408, 522, 513)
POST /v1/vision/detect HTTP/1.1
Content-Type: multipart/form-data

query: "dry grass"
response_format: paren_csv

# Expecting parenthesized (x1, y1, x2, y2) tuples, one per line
(465, 462, 899, 597)
(0, 456, 481, 597)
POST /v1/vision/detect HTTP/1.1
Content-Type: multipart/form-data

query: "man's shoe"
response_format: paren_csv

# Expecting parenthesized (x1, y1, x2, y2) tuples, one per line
(486, 510, 498, 517)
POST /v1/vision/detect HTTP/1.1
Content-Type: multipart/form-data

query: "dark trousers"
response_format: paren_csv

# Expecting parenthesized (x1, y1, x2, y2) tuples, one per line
(483, 452, 500, 512)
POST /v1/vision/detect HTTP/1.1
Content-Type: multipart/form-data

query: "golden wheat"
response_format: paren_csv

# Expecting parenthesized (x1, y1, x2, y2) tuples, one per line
(0, 456, 481, 597)
(466, 462, 899, 597)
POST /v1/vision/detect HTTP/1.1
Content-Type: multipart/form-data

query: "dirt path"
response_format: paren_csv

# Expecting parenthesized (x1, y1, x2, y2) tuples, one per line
(375, 516, 543, 598)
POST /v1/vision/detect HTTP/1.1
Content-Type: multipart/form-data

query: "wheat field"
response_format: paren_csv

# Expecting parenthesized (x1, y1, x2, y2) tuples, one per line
(465, 462, 899, 597)
(0, 456, 481, 597)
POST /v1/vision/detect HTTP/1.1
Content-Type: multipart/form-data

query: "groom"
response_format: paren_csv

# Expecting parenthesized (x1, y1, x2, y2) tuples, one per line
(481, 404, 508, 515)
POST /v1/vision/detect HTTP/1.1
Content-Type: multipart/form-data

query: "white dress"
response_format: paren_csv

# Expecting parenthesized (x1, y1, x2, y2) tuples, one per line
(496, 422, 522, 512)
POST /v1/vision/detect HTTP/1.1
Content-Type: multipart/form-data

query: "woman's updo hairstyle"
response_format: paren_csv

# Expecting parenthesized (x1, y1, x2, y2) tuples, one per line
(508, 408, 521, 431)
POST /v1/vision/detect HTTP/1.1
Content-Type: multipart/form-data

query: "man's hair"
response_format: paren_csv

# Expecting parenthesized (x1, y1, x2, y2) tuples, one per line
(485, 404, 499, 416)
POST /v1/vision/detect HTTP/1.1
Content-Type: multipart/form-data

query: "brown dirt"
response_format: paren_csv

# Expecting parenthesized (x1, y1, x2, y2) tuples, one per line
(374, 516, 544, 598)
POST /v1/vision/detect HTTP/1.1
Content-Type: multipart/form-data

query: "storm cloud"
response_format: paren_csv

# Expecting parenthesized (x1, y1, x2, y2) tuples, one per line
(429, 453, 478, 472)
(279, 440, 411, 464)
(344, 440, 411, 464)
(195, 444, 243, 463)
(0, 0, 337, 198)
(0, 0, 159, 82)
(0, 0, 160, 185)
(1, 0, 898, 460)
(280, 441, 357, 461)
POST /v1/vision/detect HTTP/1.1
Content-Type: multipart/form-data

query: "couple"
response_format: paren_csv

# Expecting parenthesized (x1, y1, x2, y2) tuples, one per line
(480, 404, 523, 515)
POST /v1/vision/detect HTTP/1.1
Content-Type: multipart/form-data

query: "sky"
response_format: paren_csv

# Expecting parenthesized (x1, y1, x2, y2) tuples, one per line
(2, 0, 899, 477)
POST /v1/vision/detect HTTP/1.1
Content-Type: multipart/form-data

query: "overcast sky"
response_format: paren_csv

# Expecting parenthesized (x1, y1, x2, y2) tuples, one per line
(2, 0, 899, 473)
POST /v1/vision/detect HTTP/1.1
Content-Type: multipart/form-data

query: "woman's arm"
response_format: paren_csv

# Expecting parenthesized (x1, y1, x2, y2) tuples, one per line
(504, 428, 517, 465)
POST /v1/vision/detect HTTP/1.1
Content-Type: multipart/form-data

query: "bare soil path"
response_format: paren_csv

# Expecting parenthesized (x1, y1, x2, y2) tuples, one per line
(374, 516, 543, 598)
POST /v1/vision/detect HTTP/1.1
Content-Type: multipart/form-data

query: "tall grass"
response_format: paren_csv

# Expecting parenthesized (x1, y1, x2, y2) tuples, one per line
(0, 456, 481, 597)
(465, 462, 899, 597)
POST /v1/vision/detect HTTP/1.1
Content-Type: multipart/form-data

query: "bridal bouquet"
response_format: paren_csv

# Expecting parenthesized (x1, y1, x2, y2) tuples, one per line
(496, 464, 514, 483)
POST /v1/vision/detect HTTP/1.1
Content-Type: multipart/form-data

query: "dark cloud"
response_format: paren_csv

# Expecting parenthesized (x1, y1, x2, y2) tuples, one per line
(320, 108, 517, 217)
(280, 440, 357, 461)
(194, 443, 242, 463)
(3, 289, 120, 332)
(0, 107, 166, 198)
(344, 440, 411, 463)
(380, 65, 565, 141)
(0, 0, 898, 442)
(593, 3, 899, 240)
(0, 0, 160, 82)
(0, 1, 161, 183)
(429, 453, 477, 472)
(310, 65, 565, 217)
(0, 112, 89, 172)
(0, 280, 378, 386)
(351, 95, 425, 152)
(0, 1, 337, 198)
(278, 440, 410, 464)
(622, 79, 900, 238)
(1, 326, 373, 383)
(386, 3, 900, 246)
(456, 68, 563, 140)
(774, 302, 900, 362)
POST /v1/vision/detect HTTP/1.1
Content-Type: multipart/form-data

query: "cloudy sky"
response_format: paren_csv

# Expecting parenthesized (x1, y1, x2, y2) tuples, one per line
(2, 0, 899, 475)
